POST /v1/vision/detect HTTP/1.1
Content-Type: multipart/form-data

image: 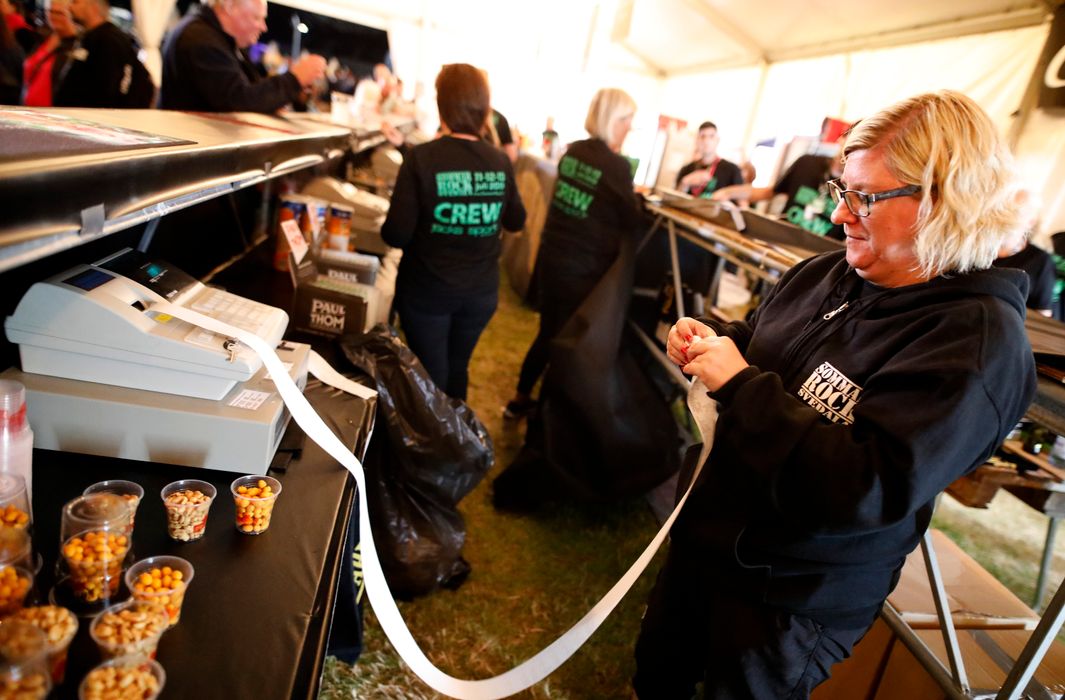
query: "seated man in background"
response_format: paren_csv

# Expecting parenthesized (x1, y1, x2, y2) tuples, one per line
(54, 0, 153, 107)
(160, 0, 325, 113)
(675, 121, 745, 202)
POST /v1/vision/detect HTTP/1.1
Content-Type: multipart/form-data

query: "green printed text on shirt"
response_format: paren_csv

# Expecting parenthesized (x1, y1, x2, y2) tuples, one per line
(432, 201, 503, 236)
(552, 180, 594, 219)
(559, 155, 602, 188)
(436, 170, 507, 198)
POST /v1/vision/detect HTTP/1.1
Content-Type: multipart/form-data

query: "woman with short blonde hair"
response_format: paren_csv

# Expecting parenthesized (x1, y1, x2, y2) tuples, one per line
(502, 87, 642, 422)
(843, 90, 1024, 280)
(584, 87, 637, 150)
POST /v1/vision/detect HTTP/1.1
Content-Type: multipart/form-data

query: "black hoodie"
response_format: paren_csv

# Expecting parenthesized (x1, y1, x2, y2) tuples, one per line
(675, 250, 1036, 628)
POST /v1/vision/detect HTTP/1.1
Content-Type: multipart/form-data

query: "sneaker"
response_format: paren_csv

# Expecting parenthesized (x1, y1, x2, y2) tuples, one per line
(503, 397, 538, 420)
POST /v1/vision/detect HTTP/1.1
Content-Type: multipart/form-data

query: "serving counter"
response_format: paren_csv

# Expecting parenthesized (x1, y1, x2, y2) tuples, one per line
(31, 376, 372, 699)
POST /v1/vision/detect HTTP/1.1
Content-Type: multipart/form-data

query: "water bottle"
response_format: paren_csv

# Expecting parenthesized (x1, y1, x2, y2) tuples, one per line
(0, 381, 33, 503)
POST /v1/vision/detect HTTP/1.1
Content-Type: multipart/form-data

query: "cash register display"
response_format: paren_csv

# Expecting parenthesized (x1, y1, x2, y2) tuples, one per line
(62, 268, 113, 292)
(97, 249, 199, 301)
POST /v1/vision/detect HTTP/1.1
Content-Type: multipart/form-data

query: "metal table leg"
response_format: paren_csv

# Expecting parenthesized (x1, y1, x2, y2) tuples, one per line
(922, 530, 971, 694)
(667, 220, 684, 319)
(1034, 517, 1060, 609)
(996, 573, 1065, 699)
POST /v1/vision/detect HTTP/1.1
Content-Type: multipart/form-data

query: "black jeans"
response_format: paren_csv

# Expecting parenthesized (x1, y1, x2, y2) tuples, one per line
(633, 548, 870, 700)
(395, 290, 497, 400)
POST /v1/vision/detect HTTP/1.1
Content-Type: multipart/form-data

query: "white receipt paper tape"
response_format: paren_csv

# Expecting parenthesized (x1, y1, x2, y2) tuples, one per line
(308, 350, 378, 400)
(153, 299, 718, 699)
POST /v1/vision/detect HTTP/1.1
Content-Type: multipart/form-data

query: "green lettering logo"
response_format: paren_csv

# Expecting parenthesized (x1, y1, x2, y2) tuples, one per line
(552, 180, 595, 218)
(793, 185, 818, 207)
(436, 171, 474, 197)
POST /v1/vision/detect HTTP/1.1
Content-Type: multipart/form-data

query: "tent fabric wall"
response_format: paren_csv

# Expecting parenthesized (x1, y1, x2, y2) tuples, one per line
(1016, 109, 1065, 249)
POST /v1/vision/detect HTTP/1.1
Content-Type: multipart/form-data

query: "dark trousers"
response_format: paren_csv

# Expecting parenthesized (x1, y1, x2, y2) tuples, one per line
(395, 290, 497, 400)
(515, 269, 600, 395)
(633, 548, 870, 700)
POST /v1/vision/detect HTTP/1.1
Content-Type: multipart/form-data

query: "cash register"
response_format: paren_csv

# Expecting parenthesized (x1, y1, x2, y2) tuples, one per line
(3, 249, 307, 474)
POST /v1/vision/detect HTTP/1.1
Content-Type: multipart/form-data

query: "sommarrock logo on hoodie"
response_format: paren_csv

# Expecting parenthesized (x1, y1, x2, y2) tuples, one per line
(797, 362, 862, 425)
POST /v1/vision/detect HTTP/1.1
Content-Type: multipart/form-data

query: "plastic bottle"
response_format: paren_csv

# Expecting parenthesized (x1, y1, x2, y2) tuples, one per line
(0, 381, 33, 503)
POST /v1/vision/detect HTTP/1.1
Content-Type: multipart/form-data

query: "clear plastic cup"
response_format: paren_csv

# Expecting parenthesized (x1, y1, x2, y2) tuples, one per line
(124, 556, 194, 627)
(0, 564, 34, 616)
(160, 480, 216, 542)
(0, 619, 51, 699)
(79, 656, 165, 700)
(89, 600, 169, 661)
(0, 473, 31, 532)
(61, 528, 129, 605)
(10, 605, 79, 684)
(231, 475, 282, 535)
(83, 481, 144, 529)
(0, 526, 32, 570)
(60, 493, 133, 546)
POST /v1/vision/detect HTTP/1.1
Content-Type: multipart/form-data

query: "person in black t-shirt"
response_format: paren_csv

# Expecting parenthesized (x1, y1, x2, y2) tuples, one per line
(486, 108, 517, 163)
(713, 152, 845, 240)
(505, 87, 642, 418)
(675, 121, 745, 200)
(993, 196, 1057, 316)
(381, 64, 526, 400)
(56, 0, 153, 107)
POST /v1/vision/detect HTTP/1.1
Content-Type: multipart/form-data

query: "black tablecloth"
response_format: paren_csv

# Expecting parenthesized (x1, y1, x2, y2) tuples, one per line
(30, 350, 373, 699)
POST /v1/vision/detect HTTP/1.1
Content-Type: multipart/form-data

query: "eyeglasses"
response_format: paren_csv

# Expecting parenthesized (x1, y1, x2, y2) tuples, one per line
(827, 179, 921, 217)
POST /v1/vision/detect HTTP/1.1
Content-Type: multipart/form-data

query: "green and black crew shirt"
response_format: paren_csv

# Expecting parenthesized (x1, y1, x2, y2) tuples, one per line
(539, 138, 643, 280)
(773, 154, 844, 240)
(382, 136, 526, 298)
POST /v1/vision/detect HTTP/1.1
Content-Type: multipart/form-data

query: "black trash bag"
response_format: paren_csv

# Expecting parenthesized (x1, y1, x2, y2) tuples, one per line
(494, 237, 680, 510)
(339, 325, 493, 598)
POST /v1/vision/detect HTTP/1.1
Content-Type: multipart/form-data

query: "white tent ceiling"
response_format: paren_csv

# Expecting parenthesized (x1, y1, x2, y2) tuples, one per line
(616, 0, 1050, 75)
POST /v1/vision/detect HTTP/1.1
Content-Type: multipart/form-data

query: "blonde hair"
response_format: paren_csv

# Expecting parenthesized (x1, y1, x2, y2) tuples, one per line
(843, 90, 1023, 278)
(584, 88, 636, 145)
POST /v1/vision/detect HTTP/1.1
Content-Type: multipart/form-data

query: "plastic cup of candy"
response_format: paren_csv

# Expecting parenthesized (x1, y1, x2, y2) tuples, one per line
(10, 605, 79, 684)
(79, 656, 165, 700)
(83, 481, 144, 529)
(160, 480, 216, 542)
(124, 556, 194, 627)
(60, 493, 133, 546)
(0, 564, 34, 616)
(0, 526, 33, 571)
(0, 473, 31, 532)
(0, 619, 51, 700)
(61, 529, 129, 605)
(230, 475, 282, 535)
(89, 599, 169, 662)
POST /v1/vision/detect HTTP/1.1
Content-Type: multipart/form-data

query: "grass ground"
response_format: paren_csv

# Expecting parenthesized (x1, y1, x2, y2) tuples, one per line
(320, 274, 663, 699)
(319, 273, 1065, 699)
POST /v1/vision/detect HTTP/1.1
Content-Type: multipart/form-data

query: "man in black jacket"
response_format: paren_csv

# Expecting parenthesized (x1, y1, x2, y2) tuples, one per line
(635, 91, 1037, 699)
(159, 0, 325, 113)
(55, 0, 153, 107)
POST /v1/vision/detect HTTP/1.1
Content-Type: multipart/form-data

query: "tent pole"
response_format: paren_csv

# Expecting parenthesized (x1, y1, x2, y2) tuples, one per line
(741, 60, 770, 163)
(1007, 10, 1053, 150)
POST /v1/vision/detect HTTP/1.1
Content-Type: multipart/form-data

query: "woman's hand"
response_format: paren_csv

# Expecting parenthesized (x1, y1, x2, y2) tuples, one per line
(667, 317, 714, 366)
(683, 335, 748, 391)
(667, 317, 749, 391)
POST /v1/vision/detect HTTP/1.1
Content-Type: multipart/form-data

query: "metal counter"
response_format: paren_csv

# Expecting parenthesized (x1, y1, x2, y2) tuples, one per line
(0, 108, 351, 273)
